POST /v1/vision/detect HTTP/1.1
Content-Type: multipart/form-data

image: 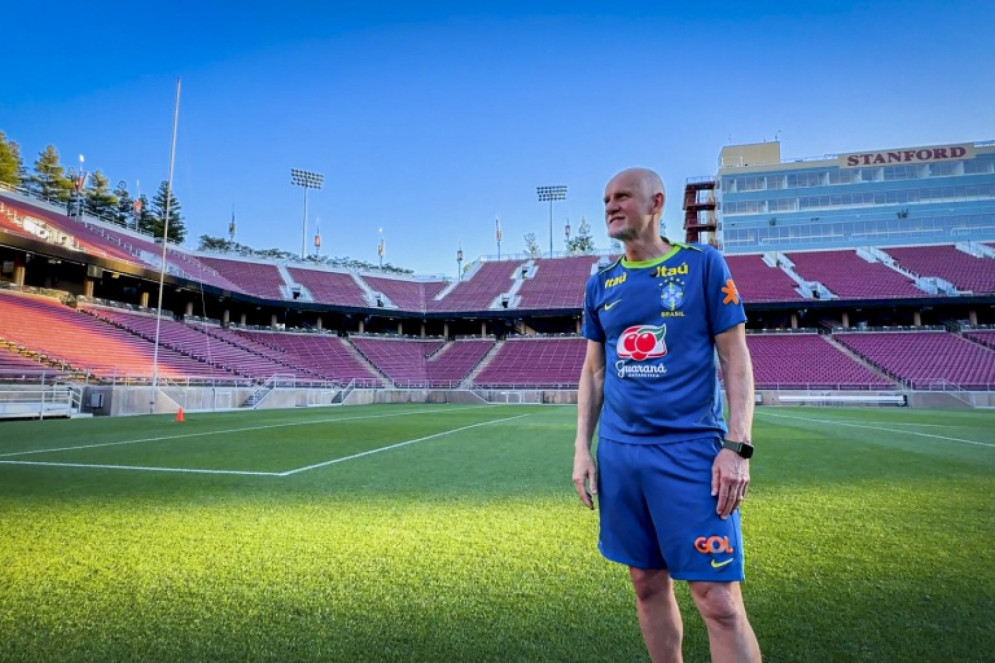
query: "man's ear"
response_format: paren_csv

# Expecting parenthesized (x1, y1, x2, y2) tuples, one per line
(651, 192, 665, 215)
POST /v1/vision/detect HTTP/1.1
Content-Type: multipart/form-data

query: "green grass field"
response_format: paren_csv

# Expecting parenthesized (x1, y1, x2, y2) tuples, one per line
(0, 404, 992, 662)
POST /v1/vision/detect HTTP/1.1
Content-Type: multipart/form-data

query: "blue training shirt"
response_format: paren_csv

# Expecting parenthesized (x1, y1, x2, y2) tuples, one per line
(581, 241, 747, 444)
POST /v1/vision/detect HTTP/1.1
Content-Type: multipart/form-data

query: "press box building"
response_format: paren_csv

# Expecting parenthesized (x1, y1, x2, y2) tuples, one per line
(683, 139, 995, 254)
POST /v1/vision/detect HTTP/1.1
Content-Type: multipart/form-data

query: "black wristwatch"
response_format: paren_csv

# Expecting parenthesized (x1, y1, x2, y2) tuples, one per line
(722, 439, 754, 459)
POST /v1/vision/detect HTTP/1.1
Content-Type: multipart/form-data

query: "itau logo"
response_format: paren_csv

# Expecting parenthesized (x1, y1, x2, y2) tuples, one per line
(616, 324, 667, 361)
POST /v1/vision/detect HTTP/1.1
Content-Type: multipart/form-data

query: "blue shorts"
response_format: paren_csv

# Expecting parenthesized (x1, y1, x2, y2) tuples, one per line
(596, 436, 745, 582)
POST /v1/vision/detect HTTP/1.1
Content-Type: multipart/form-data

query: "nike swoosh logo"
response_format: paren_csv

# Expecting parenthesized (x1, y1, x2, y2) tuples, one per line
(711, 558, 734, 569)
(604, 300, 622, 311)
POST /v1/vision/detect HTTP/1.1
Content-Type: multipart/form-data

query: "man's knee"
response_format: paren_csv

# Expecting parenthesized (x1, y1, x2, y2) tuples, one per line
(629, 567, 672, 603)
(689, 582, 745, 627)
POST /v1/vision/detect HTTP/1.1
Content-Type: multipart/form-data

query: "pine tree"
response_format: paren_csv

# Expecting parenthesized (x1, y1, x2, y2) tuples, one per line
(112, 181, 134, 228)
(84, 170, 118, 220)
(0, 131, 23, 187)
(566, 216, 596, 255)
(136, 194, 157, 236)
(147, 180, 186, 243)
(524, 232, 542, 259)
(29, 145, 73, 202)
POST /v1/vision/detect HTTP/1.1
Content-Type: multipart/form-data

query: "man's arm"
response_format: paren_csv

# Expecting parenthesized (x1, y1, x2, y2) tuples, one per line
(573, 340, 605, 509)
(713, 322, 754, 519)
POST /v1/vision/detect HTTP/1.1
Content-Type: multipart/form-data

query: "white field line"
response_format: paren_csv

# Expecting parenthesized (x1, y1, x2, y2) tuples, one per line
(757, 410, 994, 448)
(0, 460, 279, 476)
(0, 405, 499, 459)
(0, 412, 532, 477)
(277, 413, 531, 476)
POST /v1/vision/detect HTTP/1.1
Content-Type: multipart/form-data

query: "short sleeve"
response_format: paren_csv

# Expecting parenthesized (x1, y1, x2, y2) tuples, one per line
(705, 248, 747, 337)
(581, 276, 604, 342)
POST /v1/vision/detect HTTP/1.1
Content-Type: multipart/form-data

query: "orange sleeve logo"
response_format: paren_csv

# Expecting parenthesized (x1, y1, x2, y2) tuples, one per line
(721, 279, 740, 305)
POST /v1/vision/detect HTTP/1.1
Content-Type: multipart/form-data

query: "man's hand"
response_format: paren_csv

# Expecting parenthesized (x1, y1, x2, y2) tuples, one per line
(712, 449, 750, 519)
(572, 448, 597, 510)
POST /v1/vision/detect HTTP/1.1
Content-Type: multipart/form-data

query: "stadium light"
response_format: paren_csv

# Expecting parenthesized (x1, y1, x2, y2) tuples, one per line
(291, 168, 324, 260)
(537, 185, 567, 257)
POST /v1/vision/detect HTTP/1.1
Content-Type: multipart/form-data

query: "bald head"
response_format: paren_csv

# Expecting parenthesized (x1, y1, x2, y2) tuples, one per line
(608, 168, 666, 205)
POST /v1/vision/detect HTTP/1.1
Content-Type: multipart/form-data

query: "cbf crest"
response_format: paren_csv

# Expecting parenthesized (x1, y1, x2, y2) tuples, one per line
(660, 278, 686, 318)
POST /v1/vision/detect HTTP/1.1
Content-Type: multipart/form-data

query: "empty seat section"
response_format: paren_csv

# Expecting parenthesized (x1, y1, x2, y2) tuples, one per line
(426, 339, 494, 386)
(474, 338, 586, 388)
(430, 261, 523, 311)
(725, 255, 804, 302)
(746, 334, 892, 389)
(363, 275, 447, 312)
(82, 307, 309, 380)
(885, 245, 995, 294)
(516, 256, 598, 309)
(0, 292, 224, 380)
(287, 267, 369, 307)
(0, 348, 48, 373)
(239, 332, 383, 385)
(964, 330, 995, 351)
(835, 331, 995, 390)
(199, 257, 288, 300)
(786, 250, 925, 299)
(350, 337, 445, 386)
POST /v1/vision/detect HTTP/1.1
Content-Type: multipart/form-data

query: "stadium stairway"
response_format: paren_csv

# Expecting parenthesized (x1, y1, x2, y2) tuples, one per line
(343, 337, 390, 383)
(275, 264, 313, 302)
(462, 339, 504, 388)
(351, 273, 385, 308)
(822, 334, 898, 386)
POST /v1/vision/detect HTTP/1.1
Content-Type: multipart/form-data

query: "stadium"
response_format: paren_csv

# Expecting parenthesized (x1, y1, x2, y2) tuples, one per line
(1, 138, 994, 415)
(1, 136, 993, 662)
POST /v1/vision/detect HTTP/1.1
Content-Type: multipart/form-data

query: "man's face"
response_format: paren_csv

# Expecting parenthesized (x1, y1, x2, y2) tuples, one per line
(603, 171, 657, 242)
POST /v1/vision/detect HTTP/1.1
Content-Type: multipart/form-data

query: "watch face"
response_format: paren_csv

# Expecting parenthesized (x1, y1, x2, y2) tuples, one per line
(739, 444, 754, 459)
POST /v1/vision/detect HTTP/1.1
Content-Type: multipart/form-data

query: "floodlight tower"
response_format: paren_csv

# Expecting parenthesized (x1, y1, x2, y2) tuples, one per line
(291, 168, 324, 259)
(536, 185, 567, 257)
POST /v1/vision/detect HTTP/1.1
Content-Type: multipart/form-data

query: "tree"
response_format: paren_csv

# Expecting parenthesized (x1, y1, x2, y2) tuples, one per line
(0, 131, 23, 187)
(146, 180, 186, 243)
(84, 170, 118, 220)
(136, 194, 158, 237)
(566, 216, 596, 255)
(609, 238, 624, 256)
(29, 145, 73, 202)
(524, 232, 542, 259)
(112, 181, 135, 228)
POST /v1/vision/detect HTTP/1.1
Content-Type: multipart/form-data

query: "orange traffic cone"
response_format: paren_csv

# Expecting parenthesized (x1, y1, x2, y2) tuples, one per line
(176, 407, 185, 422)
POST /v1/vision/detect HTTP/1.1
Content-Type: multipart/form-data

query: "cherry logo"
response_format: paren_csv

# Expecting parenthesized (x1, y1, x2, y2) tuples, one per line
(616, 325, 667, 361)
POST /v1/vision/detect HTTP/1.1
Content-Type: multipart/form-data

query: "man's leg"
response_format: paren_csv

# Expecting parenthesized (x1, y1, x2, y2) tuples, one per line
(687, 581, 761, 663)
(630, 567, 683, 663)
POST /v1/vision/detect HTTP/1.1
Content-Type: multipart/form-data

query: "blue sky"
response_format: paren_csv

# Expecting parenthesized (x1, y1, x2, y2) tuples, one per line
(4, 1, 993, 277)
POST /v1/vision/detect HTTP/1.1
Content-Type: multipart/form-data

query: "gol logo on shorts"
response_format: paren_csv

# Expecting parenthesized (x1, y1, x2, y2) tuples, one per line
(694, 535, 734, 554)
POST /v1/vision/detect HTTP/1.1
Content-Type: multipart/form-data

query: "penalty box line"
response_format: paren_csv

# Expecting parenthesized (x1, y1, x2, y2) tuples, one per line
(757, 410, 995, 448)
(0, 404, 499, 459)
(0, 413, 531, 477)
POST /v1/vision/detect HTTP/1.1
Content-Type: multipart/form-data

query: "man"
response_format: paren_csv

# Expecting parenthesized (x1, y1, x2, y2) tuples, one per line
(573, 168, 761, 663)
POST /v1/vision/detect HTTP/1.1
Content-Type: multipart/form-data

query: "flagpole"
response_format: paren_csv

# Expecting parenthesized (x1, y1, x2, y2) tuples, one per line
(150, 77, 181, 413)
